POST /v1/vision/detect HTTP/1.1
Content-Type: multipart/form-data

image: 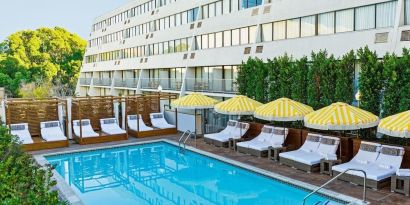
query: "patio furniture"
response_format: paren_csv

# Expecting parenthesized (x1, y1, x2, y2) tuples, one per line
(127, 114, 153, 132)
(73, 119, 99, 138)
(40, 121, 67, 142)
(150, 113, 175, 129)
(100, 118, 126, 135)
(391, 175, 410, 196)
(320, 159, 342, 176)
(10, 123, 33, 144)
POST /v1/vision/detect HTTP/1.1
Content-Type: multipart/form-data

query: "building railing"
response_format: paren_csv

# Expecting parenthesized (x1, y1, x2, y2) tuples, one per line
(185, 78, 238, 93)
(114, 78, 139, 88)
(140, 78, 183, 90)
(79, 78, 92, 86)
(93, 78, 112, 86)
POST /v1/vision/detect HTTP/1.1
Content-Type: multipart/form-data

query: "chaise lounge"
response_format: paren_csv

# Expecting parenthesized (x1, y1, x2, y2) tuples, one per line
(9, 123, 33, 144)
(280, 134, 340, 173)
(100, 118, 126, 135)
(73, 119, 99, 138)
(332, 142, 404, 190)
(237, 126, 288, 157)
(40, 121, 67, 141)
(204, 121, 250, 148)
(150, 113, 175, 129)
(204, 120, 238, 144)
(127, 114, 153, 132)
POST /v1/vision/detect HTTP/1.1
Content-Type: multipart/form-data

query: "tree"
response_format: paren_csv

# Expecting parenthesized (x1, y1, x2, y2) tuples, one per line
(334, 50, 355, 103)
(0, 27, 86, 97)
(267, 58, 280, 101)
(276, 54, 293, 98)
(0, 126, 64, 204)
(291, 56, 308, 104)
(399, 48, 410, 112)
(253, 58, 268, 103)
(357, 46, 383, 115)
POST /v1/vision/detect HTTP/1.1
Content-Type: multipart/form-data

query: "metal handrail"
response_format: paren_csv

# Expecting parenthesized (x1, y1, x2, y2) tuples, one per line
(183, 132, 196, 150)
(303, 168, 367, 205)
(178, 130, 191, 148)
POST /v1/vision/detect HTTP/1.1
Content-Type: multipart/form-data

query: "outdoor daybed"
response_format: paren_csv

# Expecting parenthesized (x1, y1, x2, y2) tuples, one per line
(237, 126, 288, 157)
(72, 119, 99, 138)
(279, 134, 340, 173)
(204, 120, 238, 144)
(332, 142, 404, 190)
(10, 123, 34, 144)
(204, 121, 250, 148)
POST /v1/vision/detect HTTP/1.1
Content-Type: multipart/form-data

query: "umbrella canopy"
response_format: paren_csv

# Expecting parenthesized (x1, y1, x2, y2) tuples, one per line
(304, 102, 379, 130)
(254, 98, 314, 121)
(214, 95, 262, 115)
(171, 93, 218, 109)
(378, 110, 410, 138)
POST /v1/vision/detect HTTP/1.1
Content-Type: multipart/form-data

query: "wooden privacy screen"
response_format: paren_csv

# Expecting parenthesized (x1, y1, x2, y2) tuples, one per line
(6, 98, 61, 136)
(71, 96, 122, 131)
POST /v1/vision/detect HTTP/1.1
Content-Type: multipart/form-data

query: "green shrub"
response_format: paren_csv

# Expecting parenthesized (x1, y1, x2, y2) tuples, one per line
(334, 50, 356, 103)
(291, 56, 308, 104)
(0, 126, 63, 204)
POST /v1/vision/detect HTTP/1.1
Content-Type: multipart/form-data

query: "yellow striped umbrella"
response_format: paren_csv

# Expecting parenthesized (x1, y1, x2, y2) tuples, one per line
(378, 110, 410, 138)
(214, 95, 263, 115)
(171, 93, 218, 109)
(304, 102, 379, 130)
(254, 98, 314, 121)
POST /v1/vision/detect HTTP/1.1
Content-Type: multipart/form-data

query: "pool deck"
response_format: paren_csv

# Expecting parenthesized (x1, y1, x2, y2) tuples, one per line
(31, 134, 410, 205)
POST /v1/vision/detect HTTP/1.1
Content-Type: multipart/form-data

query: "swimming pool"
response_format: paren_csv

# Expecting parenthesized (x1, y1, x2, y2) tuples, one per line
(45, 141, 354, 205)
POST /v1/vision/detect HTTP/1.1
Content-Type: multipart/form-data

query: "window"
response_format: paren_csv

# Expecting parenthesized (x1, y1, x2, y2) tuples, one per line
(240, 27, 249, 44)
(287, 18, 300, 38)
(195, 36, 202, 50)
(215, 32, 223, 47)
(164, 41, 169, 53)
(301, 15, 316, 37)
(209, 33, 215, 48)
(261, 23, 273, 42)
(182, 11, 188, 24)
(232, 29, 240, 45)
(242, 0, 262, 9)
(202, 5, 209, 19)
(202, 34, 208, 49)
(209, 3, 216, 17)
(376, 1, 396, 28)
(224, 30, 231, 46)
(169, 40, 175, 53)
(176, 13, 181, 26)
(355, 5, 375, 30)
(170, 15, 175, 27)
(336, 9, 354, 33)
(175, 39, 181, 52)
(406, 0, 410, 25)
(274, 21, 286, 40)
(318, 12, 335, 35)
(216, 1, 223, 16)
(249, 25, 257, 43)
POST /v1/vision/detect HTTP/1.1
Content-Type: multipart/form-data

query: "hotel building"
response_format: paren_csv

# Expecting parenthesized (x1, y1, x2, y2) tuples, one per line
(77, 0, 410, 99)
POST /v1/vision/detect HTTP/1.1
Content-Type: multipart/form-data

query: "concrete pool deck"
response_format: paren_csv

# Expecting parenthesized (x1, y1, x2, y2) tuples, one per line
(31, 134, 410, 205)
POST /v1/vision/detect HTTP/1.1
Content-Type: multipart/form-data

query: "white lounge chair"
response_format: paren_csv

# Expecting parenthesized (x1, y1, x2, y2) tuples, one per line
(333, 142, 404, 189)
(100, 118, 126, 135)
(10, 123, 33, 144)
(40, 121, 67, 141)
(204, 120, 238, 143)
(280, 134, 341, 172)
(149, 113, 175, 129)
(237, 126, 288, 157)
(205, 122, 250, 147)
(73, 119, 99, 138)
(127, 114, 153, 131)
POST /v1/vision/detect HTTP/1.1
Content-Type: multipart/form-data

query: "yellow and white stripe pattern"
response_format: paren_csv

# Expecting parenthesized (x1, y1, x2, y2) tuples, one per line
(254, 98, 314, 121)
(304, 102, 379, 130)
(214, 95, 262, 115)
(171, 93, 218, 109)
(378, 110, 410, 138)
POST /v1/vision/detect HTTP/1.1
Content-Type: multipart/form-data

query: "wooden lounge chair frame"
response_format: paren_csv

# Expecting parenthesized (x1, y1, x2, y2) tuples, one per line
(71, 96, 128, 145)
(125, 93, 178, 138)
(5, 98, 69, 151)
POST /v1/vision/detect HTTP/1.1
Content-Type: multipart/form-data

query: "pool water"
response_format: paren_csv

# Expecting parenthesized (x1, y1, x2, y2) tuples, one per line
(46, 142, 347, 205)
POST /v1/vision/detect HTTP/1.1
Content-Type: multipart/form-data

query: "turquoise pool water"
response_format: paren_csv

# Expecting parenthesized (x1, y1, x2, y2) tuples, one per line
(46, 142, 347, 205)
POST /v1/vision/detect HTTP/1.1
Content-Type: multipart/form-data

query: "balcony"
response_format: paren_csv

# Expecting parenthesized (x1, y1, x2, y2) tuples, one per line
(93, 78, 112, 87)
(114, 78, 138, 88)
(185, 78, 238, 94)
(140, 78, 183, 91)
(79, 78, 92, 86)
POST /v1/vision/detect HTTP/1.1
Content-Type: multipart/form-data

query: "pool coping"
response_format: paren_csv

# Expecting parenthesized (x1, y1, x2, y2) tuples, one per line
(34, 139, 366, 205)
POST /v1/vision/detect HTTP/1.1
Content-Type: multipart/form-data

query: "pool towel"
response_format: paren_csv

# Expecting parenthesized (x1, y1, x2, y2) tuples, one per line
(396, 169, 410, 177)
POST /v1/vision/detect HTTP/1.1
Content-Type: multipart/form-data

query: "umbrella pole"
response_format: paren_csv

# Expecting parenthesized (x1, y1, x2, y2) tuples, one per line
(195, 108, 197, 147)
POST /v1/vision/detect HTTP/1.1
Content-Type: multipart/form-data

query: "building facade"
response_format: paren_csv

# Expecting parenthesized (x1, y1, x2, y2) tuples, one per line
(77, 0, 410, 99)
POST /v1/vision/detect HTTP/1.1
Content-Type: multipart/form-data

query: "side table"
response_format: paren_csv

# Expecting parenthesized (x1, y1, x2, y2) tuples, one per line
(320, 159, 342, 176)
(268, 146, 286, 161)
(391, 175, 410, 196)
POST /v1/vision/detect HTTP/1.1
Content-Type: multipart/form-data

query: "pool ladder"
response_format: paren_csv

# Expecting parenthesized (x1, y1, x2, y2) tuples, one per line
(178, 130, 196, 152)
(303, 168, 368, 205)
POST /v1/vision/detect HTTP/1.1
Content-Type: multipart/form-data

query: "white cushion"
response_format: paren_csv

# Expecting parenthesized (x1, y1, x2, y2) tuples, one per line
(280, 150, 324, 165)
(41, 127, 66, 141)
(128, 115, 153, 131)
(397, 169, 410, 177)
(73, 120, 99, 138)
(101, 123, 126, 135)
(150, 113, 175, 129)
(11, 129, 33, 144)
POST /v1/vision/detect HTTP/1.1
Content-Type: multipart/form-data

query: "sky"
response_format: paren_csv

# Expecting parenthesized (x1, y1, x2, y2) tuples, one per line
(0, 0, 130, 41)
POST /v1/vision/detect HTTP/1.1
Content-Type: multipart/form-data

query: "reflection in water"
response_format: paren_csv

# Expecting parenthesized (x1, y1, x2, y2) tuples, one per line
(47, 142, 344, 205)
